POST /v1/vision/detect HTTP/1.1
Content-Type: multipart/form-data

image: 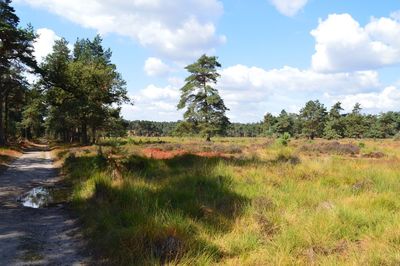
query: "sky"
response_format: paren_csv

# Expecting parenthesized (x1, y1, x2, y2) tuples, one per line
(11, 0, 400, 122)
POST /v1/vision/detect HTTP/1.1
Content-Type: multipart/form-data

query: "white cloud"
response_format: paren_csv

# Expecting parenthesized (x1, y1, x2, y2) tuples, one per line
(33, 28, 60, 63)
(122, 64, 384, 122)
(326, 86, 400, 112)
(137, 84, 180, 101)
(144, 57, 172, 77)
(122, 84, 182, 121)
(311, 13, 400, 72)
(218, 64, 382, 121)
(391, 10, 400, 21)
(219, 65, 379, 95)
(269, 0, 308, 16)
(18, 0, 226, 61)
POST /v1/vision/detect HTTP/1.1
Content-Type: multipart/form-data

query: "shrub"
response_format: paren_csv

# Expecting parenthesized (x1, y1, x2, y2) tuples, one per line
(92, 154, 108, 170)
(276, 132, 291, 146)
(393, 132, 400, 141)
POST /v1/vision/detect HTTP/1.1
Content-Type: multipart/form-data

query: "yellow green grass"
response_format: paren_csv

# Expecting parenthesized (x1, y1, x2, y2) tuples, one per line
(62, 137, 400, 265)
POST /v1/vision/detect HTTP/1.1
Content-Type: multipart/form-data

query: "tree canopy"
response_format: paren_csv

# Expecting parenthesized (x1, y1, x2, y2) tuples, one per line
(178, 54, 230, 141)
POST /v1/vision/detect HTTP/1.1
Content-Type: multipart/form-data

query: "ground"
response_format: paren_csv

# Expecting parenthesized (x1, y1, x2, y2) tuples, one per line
(0, 145, 90, 265)
(2, 137, 400, 265)
(61, 137, 400, 265)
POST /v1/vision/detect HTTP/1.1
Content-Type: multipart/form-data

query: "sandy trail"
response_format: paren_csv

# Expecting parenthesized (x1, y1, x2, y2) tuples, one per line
(0, 148, 90, 265)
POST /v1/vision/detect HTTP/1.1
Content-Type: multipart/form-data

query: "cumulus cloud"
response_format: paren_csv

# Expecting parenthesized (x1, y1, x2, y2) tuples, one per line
(311, 13, 400, 72)
(391, 10, 400, 21)
(219, 65, 379, 95)
(269, 0, 308, 16)
(217, 64, 382, 121)
(122, 84, 182, 121)
(17, 0, 226, 61)
(122, 64, 384, 122)
(33, 28, 60, 63)
(144, 57, 172, 77)
(325, 86, 400, 112)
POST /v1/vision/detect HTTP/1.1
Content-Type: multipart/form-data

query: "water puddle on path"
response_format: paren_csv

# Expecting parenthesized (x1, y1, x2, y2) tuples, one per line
(20, 186, 70, 208)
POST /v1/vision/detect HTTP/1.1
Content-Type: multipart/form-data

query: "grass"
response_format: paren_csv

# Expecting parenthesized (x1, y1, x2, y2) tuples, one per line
(61, 137, 400, 265)
(0, 146, 22, 173)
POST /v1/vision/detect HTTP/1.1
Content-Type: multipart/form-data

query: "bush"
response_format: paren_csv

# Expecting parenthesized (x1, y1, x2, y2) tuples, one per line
(276, 132, 291, 146)
(92, 154, 108, 170)
(393, 132, 400, 141)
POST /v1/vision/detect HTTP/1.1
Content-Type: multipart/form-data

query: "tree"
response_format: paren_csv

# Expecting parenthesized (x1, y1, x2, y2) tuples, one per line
(344, 103, 367, 138)
(41, 36, 130, 144)
(0, 0, 38, 144)
(177, 54, 229, 141)
(263, 113, 277, 136)
(20, 85, 46, 139)
(274, 110, 294, 136)
(324, 102, 345, 139)
(299, 100, 327, 139)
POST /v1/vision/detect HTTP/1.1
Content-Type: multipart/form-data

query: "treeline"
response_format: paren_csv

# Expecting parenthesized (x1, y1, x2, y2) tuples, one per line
(0, 1, 130, 145)
(128, 121, 178, 137)
(264, 101, 400, 139)
(128, 120, 265, 137)
(128, 101, 400, 139)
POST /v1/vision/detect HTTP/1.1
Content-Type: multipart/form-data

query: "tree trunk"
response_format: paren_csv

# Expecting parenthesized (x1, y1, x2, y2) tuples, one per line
(92, 126, 96, 144)
(81, 121, 88, 145)
(0, 95, 5, 145)
(4, 92, 8, 143)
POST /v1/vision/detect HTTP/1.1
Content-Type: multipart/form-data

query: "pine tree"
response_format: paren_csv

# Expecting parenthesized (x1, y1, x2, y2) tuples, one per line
(0, 0, 38, 144)
(324, 102, 345, 139)
(300, 100, 327, 139)
(178, 54, 229, 141)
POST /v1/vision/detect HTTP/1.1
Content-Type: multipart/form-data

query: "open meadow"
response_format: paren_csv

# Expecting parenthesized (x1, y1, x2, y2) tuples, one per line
(55, 137, 400, 265)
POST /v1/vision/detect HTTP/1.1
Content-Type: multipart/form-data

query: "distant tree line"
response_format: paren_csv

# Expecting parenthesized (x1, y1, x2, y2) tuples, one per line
(263, 101, 400, 139)
(128, 101, 400, 139)
(128, 121, 178, 137)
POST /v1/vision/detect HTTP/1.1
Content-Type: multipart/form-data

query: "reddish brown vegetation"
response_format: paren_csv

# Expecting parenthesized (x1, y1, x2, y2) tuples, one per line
(142, 148, 187, 159)
(142, 148, 229, 159)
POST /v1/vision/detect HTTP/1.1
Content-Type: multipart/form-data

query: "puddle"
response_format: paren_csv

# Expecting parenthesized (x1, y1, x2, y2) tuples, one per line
(20, 186, 70, 208)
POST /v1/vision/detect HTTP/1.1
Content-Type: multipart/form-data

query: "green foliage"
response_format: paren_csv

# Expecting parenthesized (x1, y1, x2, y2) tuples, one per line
(277, 132, 291, 146)
(344, 103, 368, 138)
(178, 55, 230, 141)
(0, 0, 38, 144)
(41, 35, 131, 144)
(275, 110, 295, 136)
(20, 86, 46, 139)
(299, 100, 327, 139)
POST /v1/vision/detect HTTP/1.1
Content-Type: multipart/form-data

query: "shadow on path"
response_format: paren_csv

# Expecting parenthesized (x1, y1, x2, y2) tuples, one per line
(0, 148, 90, 265)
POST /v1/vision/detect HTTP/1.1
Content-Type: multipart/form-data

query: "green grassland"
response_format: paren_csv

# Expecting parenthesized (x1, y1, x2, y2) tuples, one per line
(58, 137, 400, 265)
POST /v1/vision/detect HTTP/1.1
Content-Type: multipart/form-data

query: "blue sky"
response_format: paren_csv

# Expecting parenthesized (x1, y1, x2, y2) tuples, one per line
(12, 0, 400, 122)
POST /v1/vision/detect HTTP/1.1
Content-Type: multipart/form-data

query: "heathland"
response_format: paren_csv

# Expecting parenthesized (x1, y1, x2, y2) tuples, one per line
(54, 137, 400, 265)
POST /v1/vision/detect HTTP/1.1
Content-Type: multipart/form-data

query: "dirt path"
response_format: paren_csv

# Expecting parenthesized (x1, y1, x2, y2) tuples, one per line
(0, 148, 90, 265)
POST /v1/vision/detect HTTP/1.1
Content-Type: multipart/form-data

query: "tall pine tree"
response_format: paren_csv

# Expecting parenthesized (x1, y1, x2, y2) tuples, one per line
(0, 0, 38, 144)
(178, 54, 229, 141)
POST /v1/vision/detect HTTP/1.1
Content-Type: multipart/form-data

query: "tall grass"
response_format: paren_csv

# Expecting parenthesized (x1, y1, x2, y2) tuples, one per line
(63, 138, 400, 265)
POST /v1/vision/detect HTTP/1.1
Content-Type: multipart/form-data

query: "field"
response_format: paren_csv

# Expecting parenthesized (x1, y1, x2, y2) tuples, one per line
(58, 137, 400, 265)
